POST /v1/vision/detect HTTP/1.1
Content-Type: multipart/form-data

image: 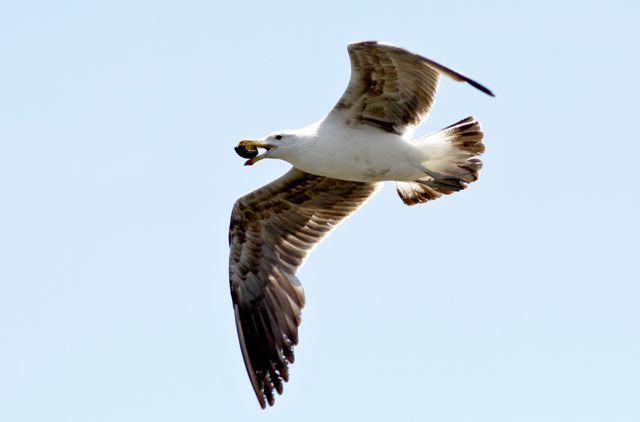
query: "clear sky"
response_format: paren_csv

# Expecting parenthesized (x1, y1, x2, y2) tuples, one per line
(1, 1, 639, 421)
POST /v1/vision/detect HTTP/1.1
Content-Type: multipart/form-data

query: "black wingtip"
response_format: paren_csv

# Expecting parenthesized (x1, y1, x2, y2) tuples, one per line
(466, 77, 495, 97)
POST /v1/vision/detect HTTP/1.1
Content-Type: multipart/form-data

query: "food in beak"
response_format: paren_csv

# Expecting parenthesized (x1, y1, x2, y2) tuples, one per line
(234, 143, 259, 159)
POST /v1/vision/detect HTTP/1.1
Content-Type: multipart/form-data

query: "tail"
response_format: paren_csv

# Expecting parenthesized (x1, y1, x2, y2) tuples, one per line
(395, 116, 485, 206)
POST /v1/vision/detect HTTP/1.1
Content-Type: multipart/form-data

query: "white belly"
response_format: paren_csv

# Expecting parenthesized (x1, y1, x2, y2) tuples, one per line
(285, 123, 425, 183)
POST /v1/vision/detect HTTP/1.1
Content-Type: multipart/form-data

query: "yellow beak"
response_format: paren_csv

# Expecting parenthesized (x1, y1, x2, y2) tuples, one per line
(244, 154, 266, 166)
(234, 139, 274, 166)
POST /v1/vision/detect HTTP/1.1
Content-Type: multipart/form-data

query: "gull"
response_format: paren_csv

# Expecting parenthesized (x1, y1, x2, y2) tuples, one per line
(229, 41, 493, 408)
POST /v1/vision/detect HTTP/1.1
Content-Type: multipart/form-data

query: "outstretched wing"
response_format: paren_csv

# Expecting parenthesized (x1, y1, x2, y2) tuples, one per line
(331, 41, 494, 135)
(229, 168, 381, 408)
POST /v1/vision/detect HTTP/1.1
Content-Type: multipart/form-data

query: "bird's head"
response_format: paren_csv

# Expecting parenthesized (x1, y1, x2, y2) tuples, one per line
(235, 131, 299, 166)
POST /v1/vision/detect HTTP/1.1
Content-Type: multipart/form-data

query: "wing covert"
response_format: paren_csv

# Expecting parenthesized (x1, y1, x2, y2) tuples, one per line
(331, 41, 494, 135)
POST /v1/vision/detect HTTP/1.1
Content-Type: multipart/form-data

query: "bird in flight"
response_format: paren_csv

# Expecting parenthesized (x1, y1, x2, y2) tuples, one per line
(229, 41, 494, 408)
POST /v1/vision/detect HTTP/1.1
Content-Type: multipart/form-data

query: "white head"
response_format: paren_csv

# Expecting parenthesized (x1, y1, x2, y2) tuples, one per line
(235, 129, 307, 166)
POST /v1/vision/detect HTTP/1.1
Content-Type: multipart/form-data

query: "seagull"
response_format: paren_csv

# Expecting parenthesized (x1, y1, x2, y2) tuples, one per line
(229, 41, 493, 408)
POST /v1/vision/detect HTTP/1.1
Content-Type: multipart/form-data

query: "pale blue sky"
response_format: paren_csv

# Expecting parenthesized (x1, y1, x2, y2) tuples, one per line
(1, 1, 639, 421)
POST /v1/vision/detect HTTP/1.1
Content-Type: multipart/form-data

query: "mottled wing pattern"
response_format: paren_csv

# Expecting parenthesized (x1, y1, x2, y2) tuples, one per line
(229, 168, 381, 408)
(332, 41, 494, 135)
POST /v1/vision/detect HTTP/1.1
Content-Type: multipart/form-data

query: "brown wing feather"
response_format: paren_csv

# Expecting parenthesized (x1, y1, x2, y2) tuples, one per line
(332, 41, 494, 135)
(229, 168, 381, 408)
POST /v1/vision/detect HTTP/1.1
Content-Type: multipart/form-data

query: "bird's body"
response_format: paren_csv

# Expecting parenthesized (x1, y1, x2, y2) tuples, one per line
(272, 116, 425, 183)
(228, 41, 494, 408)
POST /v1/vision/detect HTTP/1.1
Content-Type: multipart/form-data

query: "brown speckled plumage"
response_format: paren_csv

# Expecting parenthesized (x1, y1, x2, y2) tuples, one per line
(333, 41, 493, 135)
(229, 169, 380, 408)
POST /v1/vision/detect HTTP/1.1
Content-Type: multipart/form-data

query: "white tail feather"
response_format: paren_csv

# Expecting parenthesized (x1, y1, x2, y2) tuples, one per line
(395, 116, 484, 205)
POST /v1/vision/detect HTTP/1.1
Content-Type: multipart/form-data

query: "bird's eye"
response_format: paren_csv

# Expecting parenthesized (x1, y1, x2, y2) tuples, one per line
(275, 135, 282, 140)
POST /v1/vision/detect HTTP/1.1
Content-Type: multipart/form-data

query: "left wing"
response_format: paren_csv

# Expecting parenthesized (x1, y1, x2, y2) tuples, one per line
(229, 168, 381, 408)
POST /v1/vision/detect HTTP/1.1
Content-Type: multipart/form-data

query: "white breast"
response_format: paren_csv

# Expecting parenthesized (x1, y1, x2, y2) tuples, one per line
(285, 117, 425, 183)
